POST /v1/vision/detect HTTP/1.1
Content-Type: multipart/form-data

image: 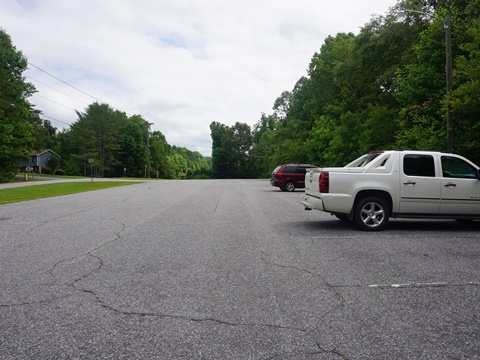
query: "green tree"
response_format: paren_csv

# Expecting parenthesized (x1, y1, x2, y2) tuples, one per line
(0, 28, 39, 182)
(121, 115, 148, 177)
(393, 14, 448, 151)
(450, 12, 480, 163)
(393, 0, 480, 159)
(167, 152, 188, 177)
(69, 103, 128, 177)
(210, 121, 252, 178)
(210, 121, 231, 178)
(249, 113, 278, 177)
(150, 130, 171, 178)
(229, 122, 253, 177)
(45, 154, 60, 175)
(33, 119, 57, 150)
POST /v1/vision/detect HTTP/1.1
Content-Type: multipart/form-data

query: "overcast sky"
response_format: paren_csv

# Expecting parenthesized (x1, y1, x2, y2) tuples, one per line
(2, 0, 399, 156)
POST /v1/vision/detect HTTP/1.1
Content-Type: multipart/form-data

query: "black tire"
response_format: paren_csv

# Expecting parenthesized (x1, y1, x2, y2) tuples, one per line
(285, 182, 295, 192)
(354, 197, 389, 231)
(280, 187, 287, 191)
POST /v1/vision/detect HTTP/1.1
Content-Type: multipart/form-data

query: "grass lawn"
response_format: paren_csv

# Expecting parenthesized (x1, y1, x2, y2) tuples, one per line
(0, 181, 141, 204)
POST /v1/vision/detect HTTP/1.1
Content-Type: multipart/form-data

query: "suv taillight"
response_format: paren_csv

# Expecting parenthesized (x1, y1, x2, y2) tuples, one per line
(319, 171, 329, 193)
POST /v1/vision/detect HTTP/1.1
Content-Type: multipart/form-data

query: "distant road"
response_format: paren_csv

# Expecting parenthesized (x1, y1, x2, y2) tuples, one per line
(1, 179, 479, 359)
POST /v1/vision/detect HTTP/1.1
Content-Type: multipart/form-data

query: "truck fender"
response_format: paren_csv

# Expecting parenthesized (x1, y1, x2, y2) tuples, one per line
(353, 190, 393, 216)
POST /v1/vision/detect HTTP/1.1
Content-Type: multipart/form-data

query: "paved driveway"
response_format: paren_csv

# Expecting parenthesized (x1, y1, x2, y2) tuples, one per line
(1, 179, 479, 359)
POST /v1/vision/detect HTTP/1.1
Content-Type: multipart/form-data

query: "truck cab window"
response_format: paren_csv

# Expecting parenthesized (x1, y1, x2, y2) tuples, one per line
(403, 155, 435, 177)
(441, 156, 478, 178)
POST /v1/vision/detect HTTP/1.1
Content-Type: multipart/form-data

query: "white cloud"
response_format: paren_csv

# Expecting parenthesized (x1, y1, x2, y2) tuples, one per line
(1, 0, 399, 156)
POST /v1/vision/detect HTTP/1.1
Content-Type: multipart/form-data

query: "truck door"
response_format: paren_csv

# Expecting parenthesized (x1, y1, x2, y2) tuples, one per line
(439, 155, 480, 215)
(399, 154, 441, 214)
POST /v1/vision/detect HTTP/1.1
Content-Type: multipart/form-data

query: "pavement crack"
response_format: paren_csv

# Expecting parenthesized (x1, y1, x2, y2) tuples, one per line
(68, 254, 104, 287)
(25, 205, 108, 236)
(1, 221, 128, 309)
(188, 317, 307, 333)
(315, 342, 350, 359)
(213, 197, 221, 214)
(260, 252, 317, 277)
(78, 289, 308, 333)
(260, 251, 346, 312)
(0, 293, 75, 307)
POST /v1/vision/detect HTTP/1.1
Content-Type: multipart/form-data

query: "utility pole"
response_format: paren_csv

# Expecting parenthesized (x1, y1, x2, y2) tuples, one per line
(445, 14, 453, 152)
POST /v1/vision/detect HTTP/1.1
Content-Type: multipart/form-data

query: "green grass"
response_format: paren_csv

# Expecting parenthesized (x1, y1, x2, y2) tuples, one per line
(0, 181, 141, 204)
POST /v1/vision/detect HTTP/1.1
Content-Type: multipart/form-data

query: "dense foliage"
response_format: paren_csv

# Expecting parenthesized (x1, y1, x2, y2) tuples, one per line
(211, 0, 480, 178)
(55, 102, 211, 179)
(0, 29, 40, 182)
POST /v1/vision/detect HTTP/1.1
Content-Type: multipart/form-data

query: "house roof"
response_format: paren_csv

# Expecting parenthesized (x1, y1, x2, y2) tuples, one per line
(28, 149, 61, 158)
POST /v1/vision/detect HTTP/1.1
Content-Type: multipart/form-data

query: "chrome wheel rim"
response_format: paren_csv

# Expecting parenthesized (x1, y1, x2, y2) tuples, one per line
(360, 202, 385, 228)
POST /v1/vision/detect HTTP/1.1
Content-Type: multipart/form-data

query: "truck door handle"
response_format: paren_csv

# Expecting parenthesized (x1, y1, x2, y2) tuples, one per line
(403, 180, 416, 185)
(444, 182, 457, 187)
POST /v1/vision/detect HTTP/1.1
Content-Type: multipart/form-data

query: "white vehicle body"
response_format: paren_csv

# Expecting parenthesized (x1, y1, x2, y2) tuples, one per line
(302, 150, 480, 230)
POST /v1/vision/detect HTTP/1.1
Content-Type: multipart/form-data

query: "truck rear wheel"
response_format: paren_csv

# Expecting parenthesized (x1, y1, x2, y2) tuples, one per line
(354, 197, 389, 231)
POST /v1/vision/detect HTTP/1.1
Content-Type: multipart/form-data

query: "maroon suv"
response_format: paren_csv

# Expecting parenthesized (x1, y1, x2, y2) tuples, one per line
(270, 164, 317, 192)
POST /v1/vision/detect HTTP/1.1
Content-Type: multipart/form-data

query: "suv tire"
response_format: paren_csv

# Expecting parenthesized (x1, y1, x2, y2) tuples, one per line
(285, 181, 295, 192)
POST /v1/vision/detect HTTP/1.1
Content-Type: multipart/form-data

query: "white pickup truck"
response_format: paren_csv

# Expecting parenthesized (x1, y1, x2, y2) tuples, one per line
(302, 150, 480, 231)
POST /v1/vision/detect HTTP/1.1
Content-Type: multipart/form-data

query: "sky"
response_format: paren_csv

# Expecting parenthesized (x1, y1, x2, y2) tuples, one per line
(1, 0, 399, 156)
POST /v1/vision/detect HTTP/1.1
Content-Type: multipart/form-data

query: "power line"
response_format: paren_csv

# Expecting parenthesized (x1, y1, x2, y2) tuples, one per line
(7, 62, 135, 129)
(28, 62, 103, 103)
(40, 113, 72, 126)
(0, 77, 83, 113)
(26, 75, 91, 106)
(33, 93, 79, 112)
(1, 76, 79, 125)
(0, 95, 71, 126)
(27, 62, 131, 118)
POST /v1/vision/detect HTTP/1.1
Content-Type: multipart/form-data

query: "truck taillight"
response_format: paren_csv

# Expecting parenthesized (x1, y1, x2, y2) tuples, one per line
(319, 171, 329, 193)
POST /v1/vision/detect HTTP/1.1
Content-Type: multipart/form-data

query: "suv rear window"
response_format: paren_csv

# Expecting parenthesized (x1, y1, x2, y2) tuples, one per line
(282, 166, 297, 173)
(272, 166, 282, 174)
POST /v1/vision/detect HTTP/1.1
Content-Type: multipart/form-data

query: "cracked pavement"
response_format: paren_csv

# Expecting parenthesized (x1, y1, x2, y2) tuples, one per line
(1, 179, 480, 359)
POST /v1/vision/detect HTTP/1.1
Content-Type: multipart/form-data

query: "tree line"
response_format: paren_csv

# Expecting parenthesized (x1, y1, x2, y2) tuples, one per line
(210, 0, 480, 178)
(0, 28, 211, 182)
(55, 103, 211, 179)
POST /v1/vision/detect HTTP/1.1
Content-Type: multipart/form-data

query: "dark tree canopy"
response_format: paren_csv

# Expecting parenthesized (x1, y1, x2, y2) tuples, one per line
(0, 28, 40, 182)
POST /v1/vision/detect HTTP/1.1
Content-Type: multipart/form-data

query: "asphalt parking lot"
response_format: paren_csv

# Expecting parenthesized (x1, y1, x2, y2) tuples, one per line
(1, 179, 479, 359)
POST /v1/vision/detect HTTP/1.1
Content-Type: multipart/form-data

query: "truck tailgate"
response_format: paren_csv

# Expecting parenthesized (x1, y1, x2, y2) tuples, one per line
(304, 168, 322, 193)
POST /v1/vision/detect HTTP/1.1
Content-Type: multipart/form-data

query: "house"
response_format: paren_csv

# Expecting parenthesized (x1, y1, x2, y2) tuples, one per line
(20, 149, 61, 174)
